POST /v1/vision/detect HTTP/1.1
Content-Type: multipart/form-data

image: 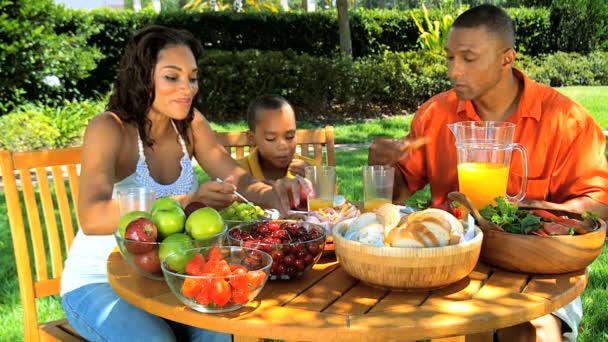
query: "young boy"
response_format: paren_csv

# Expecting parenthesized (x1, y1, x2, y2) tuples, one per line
(237, 95, 320, 181)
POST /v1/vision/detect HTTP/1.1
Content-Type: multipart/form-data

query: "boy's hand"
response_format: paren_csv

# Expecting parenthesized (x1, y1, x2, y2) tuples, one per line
(288, 159, 310, 177)
(193, 181, 237, 210)
(267, 176, 313, 213)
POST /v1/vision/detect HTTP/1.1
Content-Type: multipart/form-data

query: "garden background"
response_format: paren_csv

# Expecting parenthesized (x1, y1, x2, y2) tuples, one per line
(0, 0, 607, 340)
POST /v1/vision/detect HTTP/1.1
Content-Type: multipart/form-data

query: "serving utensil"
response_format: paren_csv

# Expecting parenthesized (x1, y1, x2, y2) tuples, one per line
(447, 191, 504, 232)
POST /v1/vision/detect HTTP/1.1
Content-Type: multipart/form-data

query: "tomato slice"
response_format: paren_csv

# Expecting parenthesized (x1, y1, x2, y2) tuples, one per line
(207, 246, 223, 261)
(247, 270, 267, 287)
(194, 278, 213, 305)
(210, 278, 232, 306)
(185, 253, 206, 276)
(181, 278, 202, 298)
(232, 286, 250, 304)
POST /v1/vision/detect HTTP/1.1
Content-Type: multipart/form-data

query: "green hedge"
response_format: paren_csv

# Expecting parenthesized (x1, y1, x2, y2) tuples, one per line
(197, 49, 608, 122)
(61, 6, 606, 100)
(2, 49, 606, 151)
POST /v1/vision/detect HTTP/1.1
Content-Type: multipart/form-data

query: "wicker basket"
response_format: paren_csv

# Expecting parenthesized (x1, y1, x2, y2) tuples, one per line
(333, 225, 483, 290)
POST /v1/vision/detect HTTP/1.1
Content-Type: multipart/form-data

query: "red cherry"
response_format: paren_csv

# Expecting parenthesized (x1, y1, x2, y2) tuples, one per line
(268, 222, 280, 232)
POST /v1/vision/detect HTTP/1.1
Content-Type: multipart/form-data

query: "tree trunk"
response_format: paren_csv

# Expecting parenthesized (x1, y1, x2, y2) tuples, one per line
(337, 0, 352, 55)
(379, 0, 385, 8)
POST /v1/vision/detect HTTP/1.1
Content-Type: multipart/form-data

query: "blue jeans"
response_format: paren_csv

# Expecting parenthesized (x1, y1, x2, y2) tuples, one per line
(62, 283, 232, 342)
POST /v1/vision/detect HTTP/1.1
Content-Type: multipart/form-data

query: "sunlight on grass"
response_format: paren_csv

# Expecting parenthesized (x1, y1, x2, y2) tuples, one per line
(557, 86, 608, 128)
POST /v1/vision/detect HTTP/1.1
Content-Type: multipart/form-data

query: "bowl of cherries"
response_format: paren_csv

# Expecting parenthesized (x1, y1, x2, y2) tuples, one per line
(227, 220, 326, 280)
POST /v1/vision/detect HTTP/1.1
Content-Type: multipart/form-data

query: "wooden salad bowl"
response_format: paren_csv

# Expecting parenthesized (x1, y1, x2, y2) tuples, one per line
(481, 215, 606, 274)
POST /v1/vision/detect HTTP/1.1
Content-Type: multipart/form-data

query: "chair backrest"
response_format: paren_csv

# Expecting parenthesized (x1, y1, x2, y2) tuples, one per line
(0, 148, 81, 342)
(214, 125, 336, 166)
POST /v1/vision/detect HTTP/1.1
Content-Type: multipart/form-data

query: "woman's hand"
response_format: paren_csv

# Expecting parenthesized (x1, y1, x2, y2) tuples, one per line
(192, 180, 238, 210)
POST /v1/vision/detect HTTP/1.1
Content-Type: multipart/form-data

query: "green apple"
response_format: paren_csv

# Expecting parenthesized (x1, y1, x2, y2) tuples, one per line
(118, 211, 151, 237)
(159, 233, 194, 274)
(152, 205, 186, 238)
(186, 207, 225, 239)
(151, 197, 181, 216)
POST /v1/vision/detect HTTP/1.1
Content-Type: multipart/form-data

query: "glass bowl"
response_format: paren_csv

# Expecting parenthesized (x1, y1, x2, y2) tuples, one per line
(161, 246, 272, 313)
(114, 227, 226, 281)
(227, 220, 326, 280)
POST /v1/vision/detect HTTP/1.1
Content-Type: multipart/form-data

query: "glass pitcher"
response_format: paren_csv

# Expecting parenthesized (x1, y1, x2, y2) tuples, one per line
(448, 121, 528, 210)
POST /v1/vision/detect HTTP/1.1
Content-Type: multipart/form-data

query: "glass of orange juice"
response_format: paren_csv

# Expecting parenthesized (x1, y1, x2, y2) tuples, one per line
(304, 166, 336, 212)
(363, 165, 394, 212)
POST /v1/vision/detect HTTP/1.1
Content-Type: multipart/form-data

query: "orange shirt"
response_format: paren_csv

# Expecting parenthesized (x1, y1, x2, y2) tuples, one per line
(398, 69, 608, 205)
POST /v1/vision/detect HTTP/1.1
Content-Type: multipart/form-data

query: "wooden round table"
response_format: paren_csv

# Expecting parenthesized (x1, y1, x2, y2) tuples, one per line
(107, 251, 587, 342)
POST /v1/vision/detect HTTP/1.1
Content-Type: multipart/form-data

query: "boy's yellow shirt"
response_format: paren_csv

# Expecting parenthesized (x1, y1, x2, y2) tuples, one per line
(237, 148, 321, 181)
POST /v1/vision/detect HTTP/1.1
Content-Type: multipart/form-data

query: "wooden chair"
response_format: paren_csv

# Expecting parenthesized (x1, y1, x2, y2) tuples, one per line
(214, 125, 336, 167)
(0, 148, 85, 341)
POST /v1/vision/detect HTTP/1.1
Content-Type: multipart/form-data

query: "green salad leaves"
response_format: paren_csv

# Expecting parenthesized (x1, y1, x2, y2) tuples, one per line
(479, 197, 542, 235)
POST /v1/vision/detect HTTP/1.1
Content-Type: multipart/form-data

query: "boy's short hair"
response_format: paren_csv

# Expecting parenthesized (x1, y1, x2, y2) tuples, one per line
(246, 95, 291, 131)
(452, 4, 515, 48)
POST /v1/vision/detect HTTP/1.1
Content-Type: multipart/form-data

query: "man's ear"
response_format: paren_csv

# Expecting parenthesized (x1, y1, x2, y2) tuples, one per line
(503, 48, 516, 68)
(247, 131, 256, 147)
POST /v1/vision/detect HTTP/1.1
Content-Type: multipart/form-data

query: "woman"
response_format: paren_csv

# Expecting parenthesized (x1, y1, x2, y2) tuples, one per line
(61, 25, 286, 341)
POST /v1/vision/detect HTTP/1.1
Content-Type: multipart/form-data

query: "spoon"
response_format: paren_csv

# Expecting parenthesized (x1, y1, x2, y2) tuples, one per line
(447, 191, 504, 232)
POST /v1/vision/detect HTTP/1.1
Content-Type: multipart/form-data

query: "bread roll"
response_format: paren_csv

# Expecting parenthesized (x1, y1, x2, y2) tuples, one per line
(373, 203, 401, 236)
(344, 213, 379, 240)
(386, 208, 463, 248)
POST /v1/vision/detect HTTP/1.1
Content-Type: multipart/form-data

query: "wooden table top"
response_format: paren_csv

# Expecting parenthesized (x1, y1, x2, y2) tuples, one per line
(107, 251, 587, 342)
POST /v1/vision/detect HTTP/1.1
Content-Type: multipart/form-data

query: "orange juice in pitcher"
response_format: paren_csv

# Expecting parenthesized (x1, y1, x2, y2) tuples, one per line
(457, 162, 509, 209)
(449, 121, 528, 210)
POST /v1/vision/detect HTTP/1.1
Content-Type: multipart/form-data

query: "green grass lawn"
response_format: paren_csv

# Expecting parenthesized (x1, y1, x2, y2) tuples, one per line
(0, 86, 606, 340)
(557, 86, 608, 128)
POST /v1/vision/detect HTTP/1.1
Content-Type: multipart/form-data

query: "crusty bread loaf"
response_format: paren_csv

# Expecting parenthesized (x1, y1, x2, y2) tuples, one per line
(386, 208, 463, 248)
(373, 203, 402, 236)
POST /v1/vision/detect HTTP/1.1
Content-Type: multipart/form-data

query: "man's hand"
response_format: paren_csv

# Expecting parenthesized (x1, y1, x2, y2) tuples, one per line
(368, 136, 429, 166)
(288, 159, 309, 177)
(193, 181, 237, 210)
(368, 137, 404, 166)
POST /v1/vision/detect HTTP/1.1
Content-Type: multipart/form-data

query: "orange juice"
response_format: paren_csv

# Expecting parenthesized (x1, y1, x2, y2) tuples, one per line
(308, 198, 334, 212)
(364, 198, 391, 212)
(457, 162, 509, 210)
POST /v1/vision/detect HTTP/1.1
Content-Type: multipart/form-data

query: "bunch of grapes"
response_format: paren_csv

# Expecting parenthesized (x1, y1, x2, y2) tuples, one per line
(221, 202, 265, 222)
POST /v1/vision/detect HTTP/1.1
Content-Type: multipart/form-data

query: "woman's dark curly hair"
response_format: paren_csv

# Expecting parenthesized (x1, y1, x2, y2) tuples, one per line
(107, 25, 203, 148)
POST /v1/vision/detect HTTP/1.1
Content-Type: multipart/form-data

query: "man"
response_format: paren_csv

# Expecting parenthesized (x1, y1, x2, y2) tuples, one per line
(369, 4, 608, 341)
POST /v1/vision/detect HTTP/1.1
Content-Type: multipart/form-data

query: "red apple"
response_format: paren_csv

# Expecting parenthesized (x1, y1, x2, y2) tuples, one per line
(134, 247, 161, 274)
(125, 218, 158, 254)
(185, 201, 206, 218)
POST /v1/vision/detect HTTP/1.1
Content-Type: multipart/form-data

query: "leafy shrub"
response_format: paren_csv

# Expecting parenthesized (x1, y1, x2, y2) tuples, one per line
(516, 51, 608, 87)
(0, 0, 103, 114)
(550, 0, 608, 54)
(0, 98, 105, 151)
(0, 112, 60, 152)
(51, 6, 600, 102)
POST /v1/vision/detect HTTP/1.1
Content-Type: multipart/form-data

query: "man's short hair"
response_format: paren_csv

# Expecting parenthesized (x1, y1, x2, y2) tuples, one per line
(246, 95, 291, 131)
(452, 4, 515, 48)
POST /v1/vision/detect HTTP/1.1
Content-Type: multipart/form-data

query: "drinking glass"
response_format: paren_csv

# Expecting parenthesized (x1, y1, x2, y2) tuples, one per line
(304, 166, 336, 211)
(117, 186, 156, 216)
(363, 165, 394, 212)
